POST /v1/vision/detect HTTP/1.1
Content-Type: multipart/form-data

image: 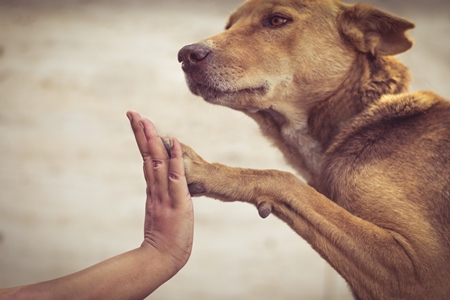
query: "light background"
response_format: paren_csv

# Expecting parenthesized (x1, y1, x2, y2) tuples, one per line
(0, 0, 449, 299)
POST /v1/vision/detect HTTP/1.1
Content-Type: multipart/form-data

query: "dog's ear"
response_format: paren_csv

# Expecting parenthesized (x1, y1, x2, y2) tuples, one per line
(337, 4, 415, 56)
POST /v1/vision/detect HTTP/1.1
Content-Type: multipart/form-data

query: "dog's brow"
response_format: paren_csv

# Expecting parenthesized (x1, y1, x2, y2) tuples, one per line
(255, 1, 307, 19)
(261, 0, 307, 9)
(226, 2, 299, 30)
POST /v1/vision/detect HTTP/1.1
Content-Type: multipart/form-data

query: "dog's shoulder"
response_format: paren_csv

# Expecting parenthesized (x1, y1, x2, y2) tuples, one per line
(319, 90, 450, 201)
(325, 90, 450, 163)
(317, 91, 450, 240)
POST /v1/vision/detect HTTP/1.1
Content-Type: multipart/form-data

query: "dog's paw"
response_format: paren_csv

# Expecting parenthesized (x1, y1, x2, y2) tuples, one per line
(179, 142, 210, 195)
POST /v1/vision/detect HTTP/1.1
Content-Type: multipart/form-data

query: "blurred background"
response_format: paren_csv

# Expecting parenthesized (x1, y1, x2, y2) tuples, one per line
(0, 0, 448, 299)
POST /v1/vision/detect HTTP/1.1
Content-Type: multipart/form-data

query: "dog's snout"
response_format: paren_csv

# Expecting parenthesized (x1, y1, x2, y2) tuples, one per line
(178, 44, 210, 68)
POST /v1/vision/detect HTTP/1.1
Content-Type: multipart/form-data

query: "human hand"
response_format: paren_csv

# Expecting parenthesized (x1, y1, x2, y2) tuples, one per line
(127, 111, 194, 273)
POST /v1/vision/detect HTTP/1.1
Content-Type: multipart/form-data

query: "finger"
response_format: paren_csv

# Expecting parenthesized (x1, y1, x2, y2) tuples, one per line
(168, 138, 191, 204)
(127, 111, 155, 199)
(127, 111, 149, 159)
(140, 118, 170, 202)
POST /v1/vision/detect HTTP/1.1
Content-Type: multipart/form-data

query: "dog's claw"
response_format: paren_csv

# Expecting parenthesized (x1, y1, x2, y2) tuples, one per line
(160, 137, 171, 158)
(258, 202, 272, 219)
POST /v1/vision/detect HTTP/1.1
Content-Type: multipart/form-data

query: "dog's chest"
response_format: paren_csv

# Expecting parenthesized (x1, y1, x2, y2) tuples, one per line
(282, 122, 323, 179)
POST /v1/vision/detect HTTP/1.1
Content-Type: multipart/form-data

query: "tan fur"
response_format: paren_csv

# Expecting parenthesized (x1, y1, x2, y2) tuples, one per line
(177, 0, 450, 299)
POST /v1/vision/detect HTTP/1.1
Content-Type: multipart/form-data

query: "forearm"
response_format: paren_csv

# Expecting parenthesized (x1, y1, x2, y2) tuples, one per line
(1, 243, 178, 300)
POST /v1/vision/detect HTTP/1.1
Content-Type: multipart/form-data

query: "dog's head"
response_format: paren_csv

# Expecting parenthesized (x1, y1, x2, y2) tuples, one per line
(178, 0, 414, 117)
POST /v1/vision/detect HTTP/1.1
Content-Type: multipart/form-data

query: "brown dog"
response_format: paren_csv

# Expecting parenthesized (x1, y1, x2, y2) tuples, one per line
(176, 0, 450, 299)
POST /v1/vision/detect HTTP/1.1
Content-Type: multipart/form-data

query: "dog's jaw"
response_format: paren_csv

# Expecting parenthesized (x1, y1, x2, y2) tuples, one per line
(185, 73, 271, 111)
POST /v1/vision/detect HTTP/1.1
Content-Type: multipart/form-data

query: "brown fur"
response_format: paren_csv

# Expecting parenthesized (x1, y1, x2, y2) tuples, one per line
(176, 0, 450, 298)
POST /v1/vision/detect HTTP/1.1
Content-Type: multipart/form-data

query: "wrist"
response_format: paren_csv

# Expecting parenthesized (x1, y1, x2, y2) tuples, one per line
(139, 242, 184, 281)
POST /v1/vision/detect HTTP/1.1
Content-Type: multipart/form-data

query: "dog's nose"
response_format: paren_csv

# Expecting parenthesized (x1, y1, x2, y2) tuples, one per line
(178, 44, 210, 68)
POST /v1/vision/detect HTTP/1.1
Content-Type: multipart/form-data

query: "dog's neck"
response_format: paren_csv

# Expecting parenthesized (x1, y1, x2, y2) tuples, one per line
(307, 54, 411, 150)
(250, 54, 411, 184)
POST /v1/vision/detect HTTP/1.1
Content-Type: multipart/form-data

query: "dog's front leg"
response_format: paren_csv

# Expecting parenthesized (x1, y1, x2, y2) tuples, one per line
(181, 143, 419, 299)
(181, 143, 281, 217)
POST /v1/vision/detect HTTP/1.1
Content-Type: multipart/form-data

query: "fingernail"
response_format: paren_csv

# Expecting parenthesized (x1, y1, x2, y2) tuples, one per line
(139, 121, 144, 130)
(169, 137, 174, 148)
(126, 112, 132, 121)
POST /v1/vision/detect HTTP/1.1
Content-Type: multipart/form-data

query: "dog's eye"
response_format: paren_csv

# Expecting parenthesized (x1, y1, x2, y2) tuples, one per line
(269, 16, 288, 27)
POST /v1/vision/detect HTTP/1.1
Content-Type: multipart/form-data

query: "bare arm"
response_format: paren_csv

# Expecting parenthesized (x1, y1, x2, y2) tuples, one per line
(0, 111, 194, 300)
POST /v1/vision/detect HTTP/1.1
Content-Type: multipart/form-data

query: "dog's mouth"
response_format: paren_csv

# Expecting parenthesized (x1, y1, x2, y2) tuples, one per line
(190, 81, 268, 105)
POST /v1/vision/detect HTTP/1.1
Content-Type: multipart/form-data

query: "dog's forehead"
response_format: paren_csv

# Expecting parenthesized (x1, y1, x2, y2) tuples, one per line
(238, 0, 307, 14)
(229, 0, 340, 23)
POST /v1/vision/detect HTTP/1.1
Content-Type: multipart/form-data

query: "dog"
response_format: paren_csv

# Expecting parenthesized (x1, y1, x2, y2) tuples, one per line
(176, 0, 450, 299)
